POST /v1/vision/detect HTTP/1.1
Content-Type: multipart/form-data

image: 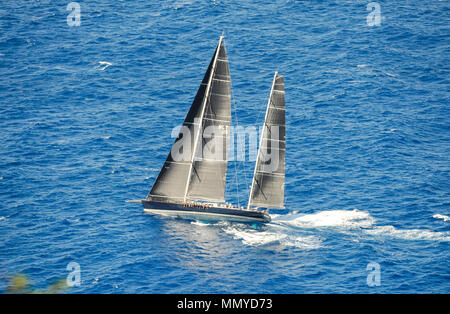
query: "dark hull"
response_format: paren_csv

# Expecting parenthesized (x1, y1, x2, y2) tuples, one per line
(142, 200, 271, 223)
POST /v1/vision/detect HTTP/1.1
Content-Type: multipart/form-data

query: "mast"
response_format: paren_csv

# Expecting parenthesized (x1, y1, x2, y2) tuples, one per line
(183, 36, 224, 203)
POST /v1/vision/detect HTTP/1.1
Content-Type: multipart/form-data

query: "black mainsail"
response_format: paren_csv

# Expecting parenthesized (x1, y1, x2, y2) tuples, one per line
(147, 36, 231, 204)
(247, 72, 285, 209)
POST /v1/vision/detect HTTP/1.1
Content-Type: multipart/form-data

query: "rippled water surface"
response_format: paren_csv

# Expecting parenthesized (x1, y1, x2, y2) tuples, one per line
(0, 0, 449, 293)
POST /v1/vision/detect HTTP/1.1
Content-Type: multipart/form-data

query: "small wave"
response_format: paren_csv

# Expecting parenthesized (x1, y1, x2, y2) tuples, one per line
(222, 225, 322, 249)
(433, 214, 450, 222)
(191, 221, 211, 227)
(95, 61, 112, 71)
(384, 71, 397, 77)
(62, 218, 80, 225)
(223, 227, 286, 246)
(173, 0, 193, 10)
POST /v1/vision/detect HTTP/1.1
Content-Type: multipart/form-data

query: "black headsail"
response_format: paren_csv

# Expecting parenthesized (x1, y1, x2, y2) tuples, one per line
(248, 72, 286, 209)
(147, 36, 231, 204)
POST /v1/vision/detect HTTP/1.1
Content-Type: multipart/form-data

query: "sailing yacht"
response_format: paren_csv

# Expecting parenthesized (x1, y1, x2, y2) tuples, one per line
(128, 36, 285, 223)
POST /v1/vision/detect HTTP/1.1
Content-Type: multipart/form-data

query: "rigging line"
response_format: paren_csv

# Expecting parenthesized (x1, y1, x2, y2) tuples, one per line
(229, 71, 241, 207)
(255, 177, 267, 200)
(249, 74, 270, 189)
(231, 99, 241, 208)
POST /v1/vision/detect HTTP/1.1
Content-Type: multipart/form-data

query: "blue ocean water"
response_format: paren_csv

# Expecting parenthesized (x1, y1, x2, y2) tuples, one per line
(0, 0, 449, 293)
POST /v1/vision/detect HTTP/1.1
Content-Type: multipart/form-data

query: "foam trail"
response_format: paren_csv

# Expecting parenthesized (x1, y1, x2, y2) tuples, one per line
(366, 225, 450, 242)
(272, 209, 450, 242)
(274, 209, 374, 229)
(184, 210, 450, 247)
(191, 221, 211, 227)
(222, 225, 322, 249)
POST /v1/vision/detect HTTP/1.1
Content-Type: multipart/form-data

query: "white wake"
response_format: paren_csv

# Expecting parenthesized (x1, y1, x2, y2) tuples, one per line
(274, 209, 374, 229)
(222, 225, 322, 250)
(218, 209, 450, 249)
